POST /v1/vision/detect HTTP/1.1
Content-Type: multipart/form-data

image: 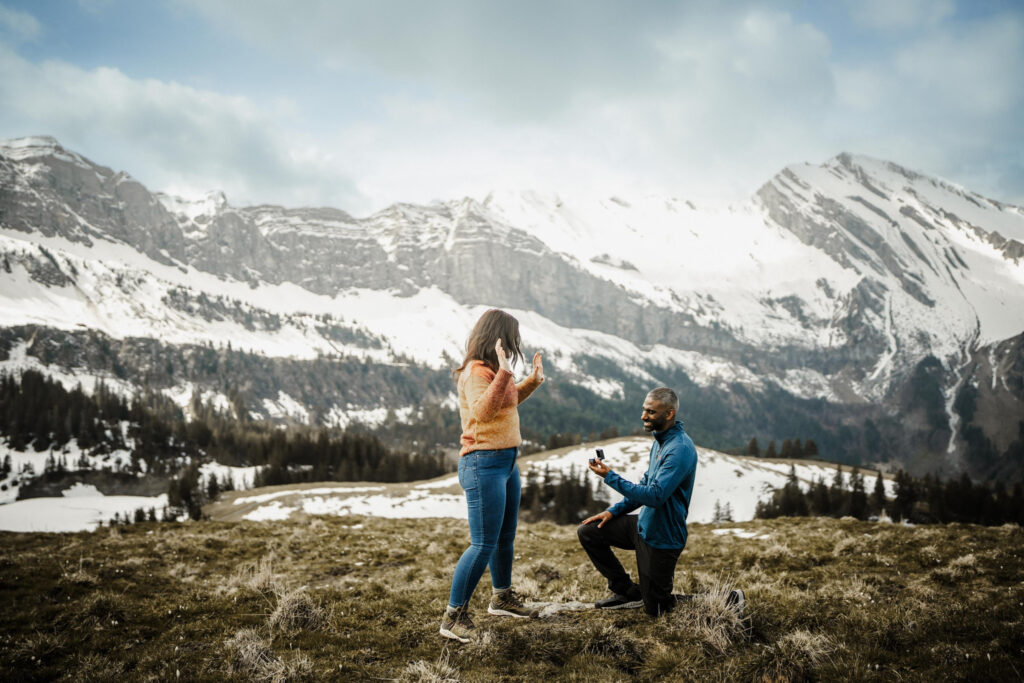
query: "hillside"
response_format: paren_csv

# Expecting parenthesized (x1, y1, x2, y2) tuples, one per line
(205, 438, 893, 525)
(1, 436, 881, 532)
(1, 516, 1021, 680)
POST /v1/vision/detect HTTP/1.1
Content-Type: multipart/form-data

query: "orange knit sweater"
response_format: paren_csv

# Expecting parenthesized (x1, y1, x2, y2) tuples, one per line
(457, 360, 543, 456)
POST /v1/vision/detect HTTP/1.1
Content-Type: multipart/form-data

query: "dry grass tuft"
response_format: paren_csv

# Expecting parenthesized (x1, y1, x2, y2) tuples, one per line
(400, 648, 461, 682)
(758, 629, 834, 680)
(949, 553, 978, 572)
(268, 587, 329, 633)
(60, 556, 98, 586)
(669, 576, 749, 654)
(932, 553, 979, 582)
(582, 624, 652, 672)
(919, 544, 943, 566)
(222, 552, 281, 596)
(224, 627, 313, 682)
(760, 540, 792, 561)
(832, 535, 861, 556)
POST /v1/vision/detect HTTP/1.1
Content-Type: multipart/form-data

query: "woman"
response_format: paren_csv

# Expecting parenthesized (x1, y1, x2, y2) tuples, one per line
(440, 309, 545, 643)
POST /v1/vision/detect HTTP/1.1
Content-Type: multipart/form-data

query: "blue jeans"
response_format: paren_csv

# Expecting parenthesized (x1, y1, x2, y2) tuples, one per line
(447, 447, 521, 608)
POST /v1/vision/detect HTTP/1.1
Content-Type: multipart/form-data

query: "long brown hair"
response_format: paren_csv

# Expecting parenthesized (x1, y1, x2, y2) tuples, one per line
(454, 309, 524, 376)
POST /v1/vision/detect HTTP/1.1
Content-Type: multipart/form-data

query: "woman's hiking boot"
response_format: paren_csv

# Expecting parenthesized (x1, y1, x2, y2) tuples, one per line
(440, 605, 476, 643)
(488, 588, 539, 618)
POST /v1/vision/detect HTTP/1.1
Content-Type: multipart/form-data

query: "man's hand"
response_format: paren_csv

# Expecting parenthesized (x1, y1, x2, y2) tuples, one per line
(580, 510, 613, 528)
(588, 458, 611, 478)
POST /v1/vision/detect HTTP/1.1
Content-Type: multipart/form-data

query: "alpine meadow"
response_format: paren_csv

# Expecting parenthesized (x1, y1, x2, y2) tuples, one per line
(3, 1, 1024, 681)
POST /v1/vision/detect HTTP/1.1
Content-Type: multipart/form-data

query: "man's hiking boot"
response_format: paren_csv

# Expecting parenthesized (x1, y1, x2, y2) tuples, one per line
(725, 589, 746, 613)
(439, 605, 476, 643)
(594, 588, 644, 610)
(488, 588, 539, 618)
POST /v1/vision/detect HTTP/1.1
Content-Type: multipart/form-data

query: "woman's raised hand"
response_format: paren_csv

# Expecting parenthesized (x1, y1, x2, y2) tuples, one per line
(495, 339, 512, 372)
(531, 351, 544, 382)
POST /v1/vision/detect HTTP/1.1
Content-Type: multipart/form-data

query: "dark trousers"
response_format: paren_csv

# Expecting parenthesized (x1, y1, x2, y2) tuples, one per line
(577, 514, 682, 616)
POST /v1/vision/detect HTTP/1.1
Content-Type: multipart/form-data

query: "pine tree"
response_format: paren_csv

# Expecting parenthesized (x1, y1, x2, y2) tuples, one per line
(780, 438, 794, 459)
(779, 465, 808, 516)
(765, 440, 777, 458)
(870, 472, 887, 518)
(830, 464, 847, 516)
(893, 469, 916, 521)
(809, 476, 831, 516)
(849, 467, 867, 520)
(206, 472, 220, 501)
(804, 439, 819, 458)
(747, 438, 760, 457)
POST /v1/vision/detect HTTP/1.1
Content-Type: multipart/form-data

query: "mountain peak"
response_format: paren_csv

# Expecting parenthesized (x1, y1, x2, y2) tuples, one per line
(1, 135, 63, 150)
(0, 135, 95, 170)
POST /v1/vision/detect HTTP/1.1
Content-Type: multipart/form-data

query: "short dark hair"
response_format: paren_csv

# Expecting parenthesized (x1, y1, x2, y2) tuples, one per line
(646, 387, 678, 413)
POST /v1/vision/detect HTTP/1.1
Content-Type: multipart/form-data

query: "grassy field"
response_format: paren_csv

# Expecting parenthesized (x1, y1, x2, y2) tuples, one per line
(1, 515, 1022, 681)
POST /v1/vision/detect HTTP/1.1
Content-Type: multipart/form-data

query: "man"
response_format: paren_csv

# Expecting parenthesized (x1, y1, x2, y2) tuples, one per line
(578, 387, 742, 616)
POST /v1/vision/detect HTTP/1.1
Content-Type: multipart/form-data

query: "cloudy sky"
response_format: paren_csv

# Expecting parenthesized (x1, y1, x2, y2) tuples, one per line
(0, 0, 1021, 215)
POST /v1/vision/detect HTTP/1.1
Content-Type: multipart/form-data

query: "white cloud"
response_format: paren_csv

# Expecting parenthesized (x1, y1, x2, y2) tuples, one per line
(2, 1, 1021, 213)
(844, 0, 955, 31)
(0, 43, 365, 210)
(831, 14, 1024, 200)
(0, 4, 40, 40)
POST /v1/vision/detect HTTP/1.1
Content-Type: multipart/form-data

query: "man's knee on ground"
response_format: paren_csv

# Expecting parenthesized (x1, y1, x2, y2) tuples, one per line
(577, 522, 601, 545)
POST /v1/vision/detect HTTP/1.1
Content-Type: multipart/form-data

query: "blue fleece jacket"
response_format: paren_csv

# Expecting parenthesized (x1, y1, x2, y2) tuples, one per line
(604, 421, 697, 550)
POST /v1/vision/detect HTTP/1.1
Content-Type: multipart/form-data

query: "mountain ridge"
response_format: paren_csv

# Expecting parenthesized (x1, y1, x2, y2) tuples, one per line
(1, 135, 1022, 479)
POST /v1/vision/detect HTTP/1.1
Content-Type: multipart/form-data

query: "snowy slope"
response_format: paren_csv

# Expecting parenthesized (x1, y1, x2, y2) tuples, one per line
(0, 226, 809, 407)
(211, 438, 894, 526)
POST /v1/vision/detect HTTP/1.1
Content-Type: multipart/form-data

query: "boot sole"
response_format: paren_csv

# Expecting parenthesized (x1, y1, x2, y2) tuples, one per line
(439, 627, 471, 643)
(595, 600, 644, 610)
(726, 590, 746, 612)
(487, 606, 536, 618)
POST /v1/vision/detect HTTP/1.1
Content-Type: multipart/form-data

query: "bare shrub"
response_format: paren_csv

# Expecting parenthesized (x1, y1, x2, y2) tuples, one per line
(400, 648, 460, 682)
(268, 587, 329, 633)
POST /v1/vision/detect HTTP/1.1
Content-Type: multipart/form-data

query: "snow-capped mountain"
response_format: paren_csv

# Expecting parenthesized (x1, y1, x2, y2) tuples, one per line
(1, 136, 1022, 479)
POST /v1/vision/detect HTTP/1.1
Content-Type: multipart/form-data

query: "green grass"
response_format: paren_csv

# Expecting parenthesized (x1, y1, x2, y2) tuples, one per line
(2, 516, 1023, 681)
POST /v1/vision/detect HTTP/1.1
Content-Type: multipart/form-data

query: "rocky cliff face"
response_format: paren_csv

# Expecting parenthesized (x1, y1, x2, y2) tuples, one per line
(2, 136, 1023, 478)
